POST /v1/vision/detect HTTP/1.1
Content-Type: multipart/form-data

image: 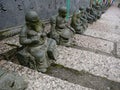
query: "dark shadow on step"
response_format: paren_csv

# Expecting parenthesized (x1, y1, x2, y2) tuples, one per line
(44, 64, 120, 90)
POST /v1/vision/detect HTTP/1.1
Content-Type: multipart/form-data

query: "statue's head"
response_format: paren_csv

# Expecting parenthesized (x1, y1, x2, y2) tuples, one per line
(25, 11, 39, 28)
(86, 7, 91, 12)
(92, 3, 96, 7)
(75, 10, 81, 18)
(58, 6, 67, 18)
(79, 6, 84, 11)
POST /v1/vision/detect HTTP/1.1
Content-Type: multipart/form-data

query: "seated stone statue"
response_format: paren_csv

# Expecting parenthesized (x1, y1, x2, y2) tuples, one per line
(86, 7, 97, 23)
(0, 68, 28, 90)
(17, 11, 58, 72)
(71, 11, 85, 34)
(48, 6, 75, 46)
(92, 3, 102, 19)
(79, 7, 88, 29)
(79, 7, 88, 21)
(88, 7, 99, 20)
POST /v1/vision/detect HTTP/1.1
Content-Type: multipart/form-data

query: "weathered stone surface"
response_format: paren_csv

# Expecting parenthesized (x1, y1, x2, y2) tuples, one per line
(84, 29, 120, 42)
(74, 35, 114, 54)
(0, 0, 90, 30)
(0, 60, 93, 90)
(0, 26, 21, 40)
(0, 35, 20, 54)
(0, 67, 28, 90)
(88, 6, 120, 35)
(84, 6, 120, 42)
(57, 46, 120, 82)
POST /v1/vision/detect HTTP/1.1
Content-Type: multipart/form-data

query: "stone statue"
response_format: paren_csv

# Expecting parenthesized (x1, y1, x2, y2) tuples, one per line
(48, 6, 75, 46)
(79, 7, 88, 29)
(71, 11, 85, 34)
(88, 7, 99, 20)
(86, 7, 97, 23)
(92, 3, 102, 19)
(17, 11, 58, 72)
(0, 68, 28, 90)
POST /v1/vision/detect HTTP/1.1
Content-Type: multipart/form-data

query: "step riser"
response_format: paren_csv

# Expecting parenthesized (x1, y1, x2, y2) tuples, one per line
(57, 46, 120, 82)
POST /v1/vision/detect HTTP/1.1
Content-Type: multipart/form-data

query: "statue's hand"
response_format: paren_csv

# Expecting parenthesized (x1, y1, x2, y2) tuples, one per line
(32, 40, 39, 44)
(41, 32, 46, 37)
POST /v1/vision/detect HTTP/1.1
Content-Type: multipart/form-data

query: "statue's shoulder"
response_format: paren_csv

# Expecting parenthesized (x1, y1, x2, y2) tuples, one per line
(20, 25, 27, 36)
(50, 15, 57, 23)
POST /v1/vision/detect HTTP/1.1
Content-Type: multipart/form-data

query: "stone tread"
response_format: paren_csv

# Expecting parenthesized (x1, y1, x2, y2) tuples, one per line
(57, 46, 120, 82)
(0, 60, 93, 90)
(84, 6, 120, 42)
(84, 29, 120, 42)
(0, 35, 20, 54)
(74, 34, 114, 54)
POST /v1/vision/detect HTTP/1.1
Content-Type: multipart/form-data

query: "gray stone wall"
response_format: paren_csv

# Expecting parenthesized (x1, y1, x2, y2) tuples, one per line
(0, 0, 90, 30)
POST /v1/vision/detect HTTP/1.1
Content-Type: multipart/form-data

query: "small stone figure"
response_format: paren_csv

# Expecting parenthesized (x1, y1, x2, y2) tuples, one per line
(88, 7, 99, 19)
(48, 6, 75, 46)
(92, 3, 102, 19)
(17, 11, 58, 72)
(79, 7, 88, 29)
(71, 11, 85, 34)
(86, 7, 97, 23)
(0, 68, 28, 90)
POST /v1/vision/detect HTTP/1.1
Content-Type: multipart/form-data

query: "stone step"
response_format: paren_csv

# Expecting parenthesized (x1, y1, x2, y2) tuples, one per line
(0, 35, 19, 54)
(84, 6, 120, 43)
(84, 29, 120, 42)
(57, 46, 120, 82)
(88, 6, 120, 35)
(0, 33, 115, 58)
(0, 60, 93, 90)
(73, 34, 114, 55)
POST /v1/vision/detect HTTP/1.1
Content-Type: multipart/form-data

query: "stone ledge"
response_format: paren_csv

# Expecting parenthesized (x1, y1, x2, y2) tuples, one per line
(74, 34, 114, 55)
(57, 46, 120, 82)
(84, 29, 120, 42)
(0, 60, 93, 90)
(0, 35, 20, 54)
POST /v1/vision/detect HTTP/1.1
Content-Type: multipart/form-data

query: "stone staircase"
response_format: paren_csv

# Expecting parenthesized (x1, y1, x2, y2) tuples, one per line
(0, 5, 120, 90)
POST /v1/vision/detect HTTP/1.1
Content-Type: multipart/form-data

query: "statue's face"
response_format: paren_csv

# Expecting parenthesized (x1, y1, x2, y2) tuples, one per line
(27, 21, 39, 30)
(58, 7, 67, 18)
(61, 11, 67, 18)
